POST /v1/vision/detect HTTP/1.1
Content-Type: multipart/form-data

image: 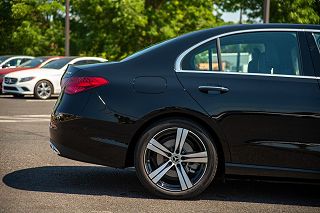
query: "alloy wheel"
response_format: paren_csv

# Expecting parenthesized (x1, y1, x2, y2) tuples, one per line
(143, 127, 208, 192)
(36, 81, 52, 99)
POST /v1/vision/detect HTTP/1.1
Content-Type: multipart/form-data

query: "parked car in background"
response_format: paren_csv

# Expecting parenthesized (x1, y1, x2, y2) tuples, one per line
(0, 55, 34, 69)
(2, 57, 107, 99)
(0, 56, 63, 94)
(49, 24, 320, 199)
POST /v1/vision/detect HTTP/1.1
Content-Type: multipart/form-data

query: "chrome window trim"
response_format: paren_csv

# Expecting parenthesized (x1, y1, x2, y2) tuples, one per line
(177, 70, 320, 80)
(175, 28, 320, 79)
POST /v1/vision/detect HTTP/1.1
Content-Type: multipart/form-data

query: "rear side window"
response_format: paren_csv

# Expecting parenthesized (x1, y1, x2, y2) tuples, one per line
(313, 33, 320, 51)
(182, 40, 219, 71)
(219, 32, 301, 76)
(42, 58, 74, 69)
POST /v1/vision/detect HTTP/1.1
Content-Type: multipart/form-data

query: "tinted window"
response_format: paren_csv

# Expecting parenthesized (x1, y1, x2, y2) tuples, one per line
(74, 60, 103, 65)
(19, 57, 45, 68)
(42, 57, 74, 69)
(220, 32, 301, 76)
(86, 60, 102, 64)
(313, 33, 320, 51)
(5, 58, 23, 67)
(182, 40, 219, 71)
(0, 56, 11, 64)
(21, 58, 31, 64)
(73, 60, 87, 65)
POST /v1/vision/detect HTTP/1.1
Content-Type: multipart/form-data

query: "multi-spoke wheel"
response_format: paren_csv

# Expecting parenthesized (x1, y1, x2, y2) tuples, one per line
(135, 119, 218, 199)
(34, 80, 53, 100)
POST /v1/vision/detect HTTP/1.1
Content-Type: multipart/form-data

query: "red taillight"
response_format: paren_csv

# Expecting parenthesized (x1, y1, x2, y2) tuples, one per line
(64, 77, 109, 95)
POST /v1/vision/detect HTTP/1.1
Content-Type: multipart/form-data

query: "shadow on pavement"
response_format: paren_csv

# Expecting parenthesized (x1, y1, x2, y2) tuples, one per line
(3, 166, 320, 206)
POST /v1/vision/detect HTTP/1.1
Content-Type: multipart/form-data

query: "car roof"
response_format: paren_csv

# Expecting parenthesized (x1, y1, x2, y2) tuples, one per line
(124, 24, 320, 62)
(172, 24, 320, 45)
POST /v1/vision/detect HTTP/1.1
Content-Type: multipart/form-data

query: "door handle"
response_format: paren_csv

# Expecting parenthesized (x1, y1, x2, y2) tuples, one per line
(198, 86, 229, 94)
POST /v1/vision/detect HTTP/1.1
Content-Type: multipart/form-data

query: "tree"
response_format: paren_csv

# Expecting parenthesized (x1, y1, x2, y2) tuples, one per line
(0, 0, 18, 54)
(1, 0, 224, 59)
(0, 0, 65, 56)
(70, 0, 148, 60)
(217, 0, 320, 24)
(71, 0, 223, 60)
(269, 0, 320, 24)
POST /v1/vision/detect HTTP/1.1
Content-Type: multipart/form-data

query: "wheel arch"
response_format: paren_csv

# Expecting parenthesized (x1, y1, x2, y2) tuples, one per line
(125, 109, 230, 179)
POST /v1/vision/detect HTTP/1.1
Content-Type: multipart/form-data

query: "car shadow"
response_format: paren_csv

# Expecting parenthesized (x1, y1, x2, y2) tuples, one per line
(2, 166, 320, 206)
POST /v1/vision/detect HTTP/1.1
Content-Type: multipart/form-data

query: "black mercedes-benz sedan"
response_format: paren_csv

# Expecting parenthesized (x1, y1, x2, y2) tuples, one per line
(50, 24, 320, 199)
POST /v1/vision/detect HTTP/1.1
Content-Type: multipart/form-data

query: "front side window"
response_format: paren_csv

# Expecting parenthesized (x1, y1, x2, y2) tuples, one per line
(5, 58, 23, 67)
(181, 40, 219, 71)
(220, 32, 301, 76)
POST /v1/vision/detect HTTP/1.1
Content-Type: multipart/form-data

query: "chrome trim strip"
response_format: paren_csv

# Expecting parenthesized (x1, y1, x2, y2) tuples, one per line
(176, 70, 320, 80)
(174, 28, 320, 76)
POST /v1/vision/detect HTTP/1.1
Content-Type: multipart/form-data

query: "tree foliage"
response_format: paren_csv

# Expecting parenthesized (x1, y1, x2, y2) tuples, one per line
(70, 0, 222, 60)
(217, 0, 320, 24)
(0, 0, 222, 59)
(0, 0, 65, 56)
(0, 0, 319, 60)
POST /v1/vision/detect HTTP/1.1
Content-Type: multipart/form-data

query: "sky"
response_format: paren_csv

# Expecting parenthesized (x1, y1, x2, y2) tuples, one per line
(221, 11, 261, 23)
(222, 11, 241, 23)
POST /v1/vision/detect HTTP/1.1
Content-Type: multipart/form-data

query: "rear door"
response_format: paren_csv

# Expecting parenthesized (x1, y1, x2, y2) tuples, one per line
(176, 30, 320, 173)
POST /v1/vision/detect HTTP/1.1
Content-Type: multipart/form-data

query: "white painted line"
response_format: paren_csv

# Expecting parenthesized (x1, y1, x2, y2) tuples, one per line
(0, 115, 50, 118)
(0, 119, 50, 123)
(26, 99, 57, 102)
(0, 114, 51, 123)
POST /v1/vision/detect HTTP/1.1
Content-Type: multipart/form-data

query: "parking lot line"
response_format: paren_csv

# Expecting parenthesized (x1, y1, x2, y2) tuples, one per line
(0, 115, 51, 123)
(25, 99, 57, 102)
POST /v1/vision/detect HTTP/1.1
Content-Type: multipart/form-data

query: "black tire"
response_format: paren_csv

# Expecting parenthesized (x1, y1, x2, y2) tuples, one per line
(134, 118, 218, 199)
(34, 80, 53, 100)
(13, 94, 24, 98)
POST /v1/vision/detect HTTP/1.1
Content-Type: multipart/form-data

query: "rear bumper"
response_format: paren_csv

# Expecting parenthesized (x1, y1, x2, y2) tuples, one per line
(49, 140, 122, 167)
(49, 112, 130, 168)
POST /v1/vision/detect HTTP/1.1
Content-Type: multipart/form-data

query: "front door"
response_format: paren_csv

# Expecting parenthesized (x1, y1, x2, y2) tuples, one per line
(176, 30, 320, 173)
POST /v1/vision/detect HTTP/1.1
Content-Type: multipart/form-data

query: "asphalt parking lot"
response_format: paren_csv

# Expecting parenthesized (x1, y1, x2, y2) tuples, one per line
(0, 94, 319, 213)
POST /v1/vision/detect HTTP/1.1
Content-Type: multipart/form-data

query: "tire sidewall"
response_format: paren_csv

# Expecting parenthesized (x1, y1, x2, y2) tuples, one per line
(134, 119, 218, 199)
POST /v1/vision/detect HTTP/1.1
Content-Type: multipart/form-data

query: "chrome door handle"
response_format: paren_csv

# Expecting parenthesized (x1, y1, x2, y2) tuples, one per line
(198, 86, 229, 94)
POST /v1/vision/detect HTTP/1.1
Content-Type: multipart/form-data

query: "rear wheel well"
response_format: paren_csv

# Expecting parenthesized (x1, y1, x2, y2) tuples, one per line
(125, 112, 225, 179)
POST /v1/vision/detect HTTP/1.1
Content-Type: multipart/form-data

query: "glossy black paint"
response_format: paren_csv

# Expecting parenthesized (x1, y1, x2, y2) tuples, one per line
(50, 24, 320, 180)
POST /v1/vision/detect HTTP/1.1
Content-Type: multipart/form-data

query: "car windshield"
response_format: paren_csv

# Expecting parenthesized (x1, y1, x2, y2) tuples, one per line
(0, 56, 11, 64)
(18, 57, 46, 68)
(41, 57, 74, 69)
